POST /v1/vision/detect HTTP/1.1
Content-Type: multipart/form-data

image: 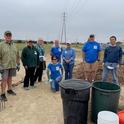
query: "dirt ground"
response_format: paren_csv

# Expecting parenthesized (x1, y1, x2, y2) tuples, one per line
(0, 57, 124, 124)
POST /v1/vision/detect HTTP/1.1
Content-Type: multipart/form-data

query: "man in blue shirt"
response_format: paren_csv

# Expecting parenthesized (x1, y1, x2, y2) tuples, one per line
(50, 40, 62, 62)
(82, 34, 101, 82)
(102, 36, 123, 85)
(62, 42, 75, 80)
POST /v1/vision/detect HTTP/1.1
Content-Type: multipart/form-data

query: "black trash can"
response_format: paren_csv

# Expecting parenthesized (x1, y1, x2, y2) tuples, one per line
(60, 79, 91, 124)
(91, 81, 120, 123)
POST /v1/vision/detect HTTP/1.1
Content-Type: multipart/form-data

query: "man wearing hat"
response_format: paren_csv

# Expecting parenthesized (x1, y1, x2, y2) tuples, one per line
(62, 42, 75, 80)
(21, 40, 39, 90)
(0, 31, 20, 101)
(82, 34, 101, 82)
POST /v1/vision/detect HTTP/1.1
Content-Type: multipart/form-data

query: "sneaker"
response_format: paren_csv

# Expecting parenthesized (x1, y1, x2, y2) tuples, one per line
(7, 90, 16, 96)
(30, 85, 37, 89)
(1, 94, 7, 101)
(23, 87, 30, 90)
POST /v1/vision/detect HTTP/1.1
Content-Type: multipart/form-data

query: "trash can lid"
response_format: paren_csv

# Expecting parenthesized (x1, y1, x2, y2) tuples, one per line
(92, 81, 120, 93)
(60, 79, 91, 90)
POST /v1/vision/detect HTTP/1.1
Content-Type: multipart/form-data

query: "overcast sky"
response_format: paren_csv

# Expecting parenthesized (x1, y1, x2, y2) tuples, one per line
(0, 0, 123, 42)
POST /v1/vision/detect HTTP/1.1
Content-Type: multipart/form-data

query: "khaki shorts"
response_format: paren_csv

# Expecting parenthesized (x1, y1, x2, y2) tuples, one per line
(1, 68, 16, 79)
(83, 61, 98, 72)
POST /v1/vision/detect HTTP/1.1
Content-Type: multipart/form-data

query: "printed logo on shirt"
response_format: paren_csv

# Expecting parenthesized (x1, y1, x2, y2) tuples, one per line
(59, 48, 61, 52)
(56, 66, 59, 71)
(93, 45, 98, 49)
(65, 51, 67, 54)
(34, 51, 37, 55)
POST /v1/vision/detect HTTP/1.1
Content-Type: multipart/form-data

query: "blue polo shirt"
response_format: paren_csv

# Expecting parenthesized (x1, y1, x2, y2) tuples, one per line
(48, 63, 62, 80)
(82, 41, 101, 63)
(50, 47, 62, 62)
(62, 48, 75, 64)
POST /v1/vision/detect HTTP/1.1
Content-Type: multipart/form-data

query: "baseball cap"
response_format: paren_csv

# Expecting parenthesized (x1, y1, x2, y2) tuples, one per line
(89, 34, 95, 38)
(66, 41, 72, 45)
(4, 31, 12, 36)
(27, 40, 33, 43)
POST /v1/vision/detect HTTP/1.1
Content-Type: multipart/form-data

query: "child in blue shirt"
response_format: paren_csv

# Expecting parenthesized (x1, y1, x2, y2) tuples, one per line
(47, 56, 63, 92)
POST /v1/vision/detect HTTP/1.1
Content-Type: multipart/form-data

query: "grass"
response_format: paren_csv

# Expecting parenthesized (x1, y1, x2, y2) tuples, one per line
(15, 43, 124, 61)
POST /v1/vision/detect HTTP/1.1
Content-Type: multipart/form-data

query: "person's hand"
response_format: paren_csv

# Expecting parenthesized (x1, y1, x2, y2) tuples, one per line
(16, 63, 20, 71)
(81, 59, 85, 64)
(117, 64, 120, 68)
(24, 65, 28, 70)
(102, 63, 105, 67)
(66, 60, 70, 63)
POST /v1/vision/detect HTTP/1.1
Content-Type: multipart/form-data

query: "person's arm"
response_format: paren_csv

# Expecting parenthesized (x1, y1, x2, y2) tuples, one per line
(60, 64, 64, 76)
(16, 50, 20, 64)
(47, 68, 51, 80)
(16, 50, 20, 71)
(62, 50, 66, 62)
(103, 48, 107, 63)
(119, 47, 123, 64)
(0, 44, 3, 71)
(70, 49, 76, 62)
(21, 48, 28, 68)
(36, 49, 40, 66)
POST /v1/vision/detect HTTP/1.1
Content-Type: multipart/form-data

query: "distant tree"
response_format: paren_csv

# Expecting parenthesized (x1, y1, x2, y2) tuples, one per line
(44, 41, 47, 44)
(50, 41, 53, 44)
(16, 40, 23, 43)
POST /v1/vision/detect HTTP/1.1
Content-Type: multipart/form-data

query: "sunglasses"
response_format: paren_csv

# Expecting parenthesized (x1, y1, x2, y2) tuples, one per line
(6, 34, 12, 37)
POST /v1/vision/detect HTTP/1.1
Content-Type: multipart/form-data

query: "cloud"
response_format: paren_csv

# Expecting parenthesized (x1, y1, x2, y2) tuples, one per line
(0, 0, 123, 42)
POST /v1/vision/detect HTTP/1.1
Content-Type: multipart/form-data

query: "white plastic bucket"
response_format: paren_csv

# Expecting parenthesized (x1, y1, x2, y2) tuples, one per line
(97, 111, 119, 124)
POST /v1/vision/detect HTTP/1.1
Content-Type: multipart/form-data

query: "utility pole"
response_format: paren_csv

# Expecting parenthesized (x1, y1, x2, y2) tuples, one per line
(60, 12, 67, 43)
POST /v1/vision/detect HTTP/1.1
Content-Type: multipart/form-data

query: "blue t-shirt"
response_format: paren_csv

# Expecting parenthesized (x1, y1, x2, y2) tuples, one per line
(48, 63, 62, 80)
(50, 47, 62, 62)
(82, 41, 101, 63)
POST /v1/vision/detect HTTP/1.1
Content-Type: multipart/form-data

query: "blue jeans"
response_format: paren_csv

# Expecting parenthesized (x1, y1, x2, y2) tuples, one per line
(102, 63, 119, 85)
(63, 63, 74, 80)
(50, 76, 62, 92)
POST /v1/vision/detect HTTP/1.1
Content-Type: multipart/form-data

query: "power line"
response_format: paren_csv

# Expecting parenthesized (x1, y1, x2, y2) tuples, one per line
(68, 0, 81, 14)
(68, 0, 89, 18)
(72, 0, 88, 16)
(60, 12, 67, 43)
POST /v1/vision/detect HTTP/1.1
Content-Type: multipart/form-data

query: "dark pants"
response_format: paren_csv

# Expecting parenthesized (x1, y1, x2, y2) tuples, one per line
(34, 62, 44, 82)
(24, 67, 36, 87)
(63, 63, 74, 80)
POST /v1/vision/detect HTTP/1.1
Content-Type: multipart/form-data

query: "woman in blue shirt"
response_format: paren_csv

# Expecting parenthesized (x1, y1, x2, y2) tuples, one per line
(62, 42, 75, 80)
(47, 56, 63, 92)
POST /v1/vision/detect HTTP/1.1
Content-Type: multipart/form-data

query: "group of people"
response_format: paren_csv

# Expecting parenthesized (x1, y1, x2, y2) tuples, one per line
(0, 31, 123, 101)
(22, 39, 76, 92)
